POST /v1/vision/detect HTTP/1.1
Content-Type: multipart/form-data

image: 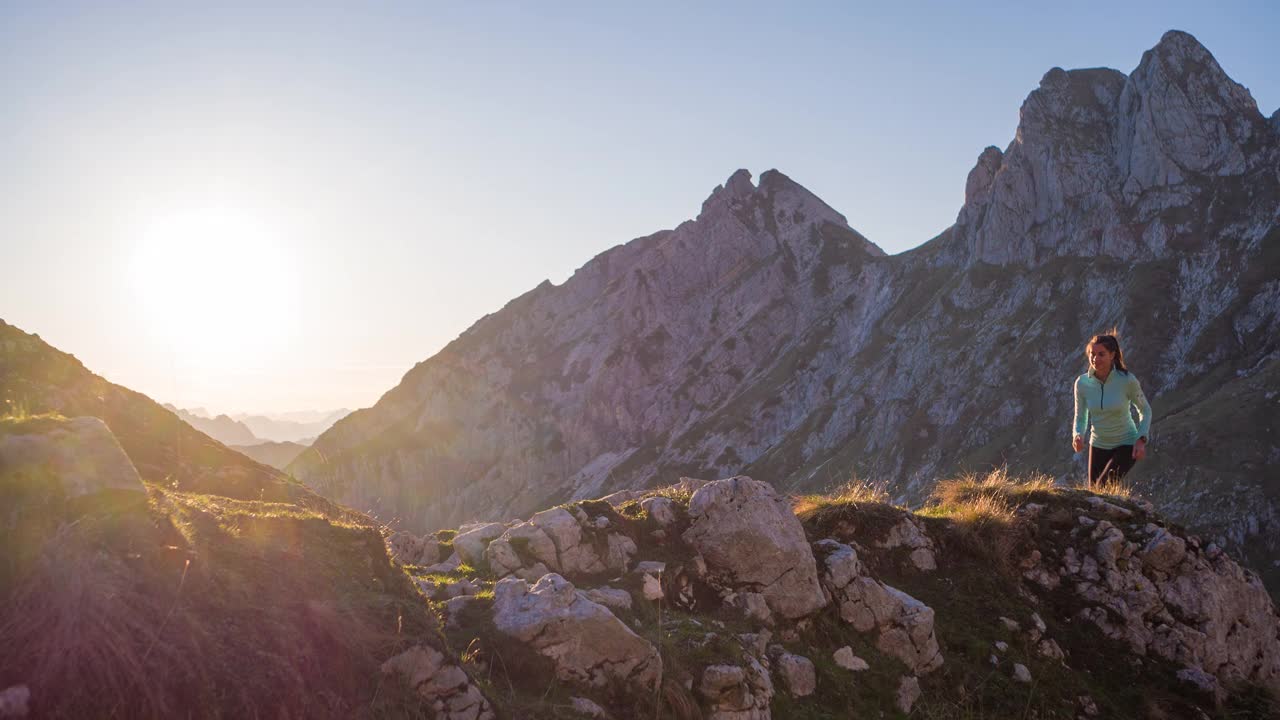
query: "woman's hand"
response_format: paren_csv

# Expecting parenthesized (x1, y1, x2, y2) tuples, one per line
(1132, 438, 1147, 461)
(1072, 435, 1084, 453)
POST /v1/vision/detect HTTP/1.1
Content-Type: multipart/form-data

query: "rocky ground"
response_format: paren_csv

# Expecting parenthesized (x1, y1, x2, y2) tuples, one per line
(383, 474, 1279, 719)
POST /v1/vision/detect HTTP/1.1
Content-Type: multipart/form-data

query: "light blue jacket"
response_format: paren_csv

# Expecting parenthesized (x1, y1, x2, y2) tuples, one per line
(1072, 369, 1152, 449)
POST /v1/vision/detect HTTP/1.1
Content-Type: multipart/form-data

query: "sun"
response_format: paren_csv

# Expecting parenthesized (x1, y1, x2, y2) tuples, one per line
(129, 208, 300, 370)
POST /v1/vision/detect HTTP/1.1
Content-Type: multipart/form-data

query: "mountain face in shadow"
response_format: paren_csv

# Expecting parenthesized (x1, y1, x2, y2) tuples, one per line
(291, 32, 1279, 591)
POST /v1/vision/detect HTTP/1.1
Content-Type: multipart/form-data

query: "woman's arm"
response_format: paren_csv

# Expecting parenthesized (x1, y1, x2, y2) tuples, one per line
(1072, 377, 1088, 451)
(1129, 376, 1152, 459)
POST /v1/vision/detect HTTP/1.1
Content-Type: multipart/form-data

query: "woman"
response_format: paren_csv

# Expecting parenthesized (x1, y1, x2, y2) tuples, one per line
(1072, 332, 1152, 488)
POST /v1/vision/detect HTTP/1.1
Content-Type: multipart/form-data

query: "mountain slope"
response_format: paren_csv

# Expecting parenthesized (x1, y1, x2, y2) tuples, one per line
(292, 31, 1279, 589)
(229, 440, 307, 469)
(0, 321, 491, 718)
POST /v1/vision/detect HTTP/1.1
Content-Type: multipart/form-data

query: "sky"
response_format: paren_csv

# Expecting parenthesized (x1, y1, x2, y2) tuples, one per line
(2, 1, 1277, 415)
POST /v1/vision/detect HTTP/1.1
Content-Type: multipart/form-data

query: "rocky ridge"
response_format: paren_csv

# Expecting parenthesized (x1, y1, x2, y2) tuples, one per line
(384, 473, 1280, 718)
(290, 31, 1280, 591)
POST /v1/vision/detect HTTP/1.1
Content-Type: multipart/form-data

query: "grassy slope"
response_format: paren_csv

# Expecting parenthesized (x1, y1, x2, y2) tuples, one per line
(0, 322, 452, 718)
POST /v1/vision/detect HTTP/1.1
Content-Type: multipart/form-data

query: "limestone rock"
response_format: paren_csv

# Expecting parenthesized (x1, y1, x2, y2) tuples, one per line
(380, 644, 495, 720)
(896, 675, 921, 714)
(1140, 528, 1187, 571)
(491, 574, 661, 692)
(877, 517, 938, 571)
(0, 416, 145, 499)
(640, 496, 677, 526)
(682, 477, 826, 619)
(833, 647, 869, 671)
(774, 653, 816, 697)
(818, 541, 943, 674)
(698, 658, 773, 719)
(583, 587, 633, 611)
(423, 552, 463, 575)
(453, 523, 507, 566)
(1012, 663, 1032, 683)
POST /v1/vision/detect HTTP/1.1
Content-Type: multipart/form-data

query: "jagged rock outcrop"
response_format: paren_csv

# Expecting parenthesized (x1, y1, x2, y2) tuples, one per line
(1030, 504, 1280, 694)
(291, 31, 1280, 593)
(491, 573, 662, 692)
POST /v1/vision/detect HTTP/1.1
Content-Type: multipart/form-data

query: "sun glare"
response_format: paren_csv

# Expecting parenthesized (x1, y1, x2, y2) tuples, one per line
(130, 209, 300, 370)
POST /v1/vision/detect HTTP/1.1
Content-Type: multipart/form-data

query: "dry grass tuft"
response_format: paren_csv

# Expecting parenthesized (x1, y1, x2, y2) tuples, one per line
(1084, 475, 1136, 500)
(792, 475, 892, 516)
(918, 468, 1049, 576)
(929, 466, 1056, 509)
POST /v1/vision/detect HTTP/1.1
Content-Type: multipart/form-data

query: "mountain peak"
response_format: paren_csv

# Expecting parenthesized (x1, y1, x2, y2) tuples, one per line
(1118, 29, 1266, 200)
(699, 169, 756, 218)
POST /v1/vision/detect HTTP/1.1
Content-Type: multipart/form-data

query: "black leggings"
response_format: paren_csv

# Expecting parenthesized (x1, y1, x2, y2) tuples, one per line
(1088, 444, 1135, 488)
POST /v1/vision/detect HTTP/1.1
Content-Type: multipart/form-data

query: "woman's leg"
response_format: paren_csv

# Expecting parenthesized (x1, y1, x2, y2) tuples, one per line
(1088, 445, 1118, 488)
(1089, 445, 1135, 488)
(1109, 445, 1136, 480)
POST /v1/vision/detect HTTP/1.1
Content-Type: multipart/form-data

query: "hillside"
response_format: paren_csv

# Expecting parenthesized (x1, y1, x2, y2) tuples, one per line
(290, 30, 1280, 594)
(0, 322, 492, 718)
(229, 440, 308, 470)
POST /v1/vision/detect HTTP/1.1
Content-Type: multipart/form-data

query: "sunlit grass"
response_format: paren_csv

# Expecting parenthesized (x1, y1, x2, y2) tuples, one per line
(1081, 475, 1135, 500)
(793, 475, 892, 516)
(0, 412, 69, 435)
(929, 466, 1056, 509)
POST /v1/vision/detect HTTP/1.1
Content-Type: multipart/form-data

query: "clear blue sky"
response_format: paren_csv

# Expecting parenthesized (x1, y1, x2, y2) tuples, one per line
(2, 2, 1276, 414)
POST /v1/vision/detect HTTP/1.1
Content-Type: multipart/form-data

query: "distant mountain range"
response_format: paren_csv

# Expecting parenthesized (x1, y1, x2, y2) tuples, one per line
(232, 409, 350, 444)
(290, 31, 1280, 593)
(164, 404, 349, 447)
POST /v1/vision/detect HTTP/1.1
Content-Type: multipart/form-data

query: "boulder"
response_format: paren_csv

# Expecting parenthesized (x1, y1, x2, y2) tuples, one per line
(682, 477, 826, 619)
(0, 416, 144, 499)
(774, 653, 816, 697)
(698, 658, 773, 719)
(491, 574, 661, 692)
(818, 541, 943, 674)
(640, 496, 677, 526)
(833, 647, 869, 671)
(452, 523, 507, 566)
(1139, 528, 1187, 572)
(381, 644, 494, 720)
(422, 552, 463, 575)
(583, 587, 633, 611)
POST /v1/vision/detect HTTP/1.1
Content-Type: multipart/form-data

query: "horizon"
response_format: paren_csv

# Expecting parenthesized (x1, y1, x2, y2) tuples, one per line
(3, 3, 1277, 415)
